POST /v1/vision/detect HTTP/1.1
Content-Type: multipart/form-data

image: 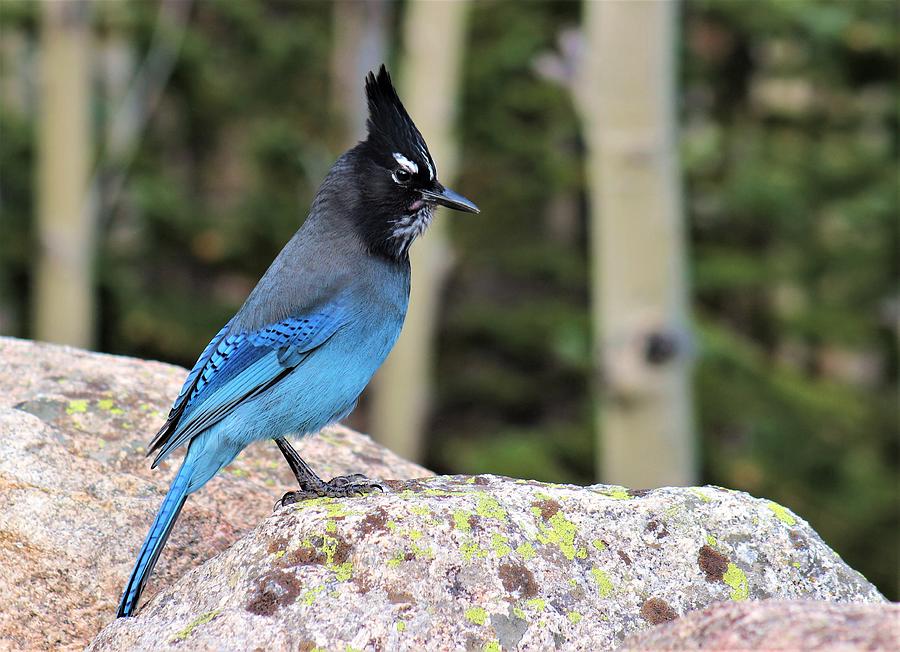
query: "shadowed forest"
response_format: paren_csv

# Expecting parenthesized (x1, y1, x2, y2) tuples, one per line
(0, 0, 896, 599)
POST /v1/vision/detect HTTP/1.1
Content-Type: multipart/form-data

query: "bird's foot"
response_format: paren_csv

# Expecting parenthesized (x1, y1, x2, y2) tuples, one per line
(276, 473, 383, 508)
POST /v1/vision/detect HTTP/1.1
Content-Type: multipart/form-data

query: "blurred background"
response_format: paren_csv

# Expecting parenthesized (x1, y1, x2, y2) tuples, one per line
(0, 0, 896, 598)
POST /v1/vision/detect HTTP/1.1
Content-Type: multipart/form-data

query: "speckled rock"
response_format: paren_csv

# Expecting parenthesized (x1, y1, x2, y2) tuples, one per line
(617, 600, 900, 651)
(88, 476, 884, 652)
(0, 337, 430, 651)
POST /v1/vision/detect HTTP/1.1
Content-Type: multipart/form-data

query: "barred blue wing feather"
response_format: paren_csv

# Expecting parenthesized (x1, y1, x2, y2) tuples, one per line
(148, 308, 348, 467)
(148, 321, 233, 458)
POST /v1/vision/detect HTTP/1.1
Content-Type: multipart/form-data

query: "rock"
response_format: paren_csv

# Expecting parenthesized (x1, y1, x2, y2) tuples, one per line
(88, 475, 885, 652)
(617, 600, 900, 651)
(0, 337, 887, 651)
(0, 336, 430, 651)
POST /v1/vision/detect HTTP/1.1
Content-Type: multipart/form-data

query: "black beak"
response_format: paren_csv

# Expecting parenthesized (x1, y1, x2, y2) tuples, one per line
(421, 184, 480, 214)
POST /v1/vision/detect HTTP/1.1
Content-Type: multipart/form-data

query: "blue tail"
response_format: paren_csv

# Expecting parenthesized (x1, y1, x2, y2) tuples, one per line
(117, 458, 193, 617)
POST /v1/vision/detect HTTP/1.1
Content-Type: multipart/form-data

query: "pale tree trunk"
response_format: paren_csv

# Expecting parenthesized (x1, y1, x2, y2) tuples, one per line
(34, 0, 95, 347)
(370, 0, 471, 461)
(330, 0, 390, 148)
(580, 0, 696, 487)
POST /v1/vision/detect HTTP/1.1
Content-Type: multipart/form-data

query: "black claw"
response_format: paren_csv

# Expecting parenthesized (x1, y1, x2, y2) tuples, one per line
(276, 473, 383, 508)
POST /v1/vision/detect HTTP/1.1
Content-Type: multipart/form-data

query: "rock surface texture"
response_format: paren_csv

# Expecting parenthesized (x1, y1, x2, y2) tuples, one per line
(617, 600, 900, 651)
(89, 474, 885, 651)
(0, 338, 889, 651)
(0, 337, 429, 651)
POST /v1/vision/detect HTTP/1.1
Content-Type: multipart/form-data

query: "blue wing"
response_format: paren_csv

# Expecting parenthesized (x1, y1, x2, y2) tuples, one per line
(147, 307, 348, 467)
(150, 320, 233, 454)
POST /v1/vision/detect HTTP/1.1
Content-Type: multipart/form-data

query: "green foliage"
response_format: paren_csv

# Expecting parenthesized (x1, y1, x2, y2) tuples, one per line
(100, 1, 335, 361)
(683, 0, 898, 597)
(433, 0, 590, 483)
(697, 320, 898, 594)
(0, 109, 34, 333)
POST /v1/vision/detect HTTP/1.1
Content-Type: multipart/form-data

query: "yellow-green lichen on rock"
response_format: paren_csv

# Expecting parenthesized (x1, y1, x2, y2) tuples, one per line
(690, 488, 712, 502)
(597, 486, 632, 500)
(386, 550, 405, 568)
(96, 398, 125, 414)
(302, 585, 325, 606)
(475, 493, 508, 521)
(516, 542, 536, 560)
(491, 533, 512, 557)
(724, 563, 750, 601)
(535, 511, 585, 560)
(465, 606, 488, 626)
(767, 501, 797, 526)
(334, 561, 353, 581)
(460, 538, 488, 563)
(66, 399, 88, 415)
(591, 567, 614, 598)
(324, 501, 353, 518)
(170, 609, 222, 642)
(453, 509, 472, 531)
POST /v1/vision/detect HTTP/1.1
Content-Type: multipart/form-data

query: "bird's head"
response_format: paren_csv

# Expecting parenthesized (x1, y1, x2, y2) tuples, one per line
(350, 65, 479, 260)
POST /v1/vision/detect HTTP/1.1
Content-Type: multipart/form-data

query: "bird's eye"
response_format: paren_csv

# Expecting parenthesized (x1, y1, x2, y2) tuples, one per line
(392, 168, 412, 184)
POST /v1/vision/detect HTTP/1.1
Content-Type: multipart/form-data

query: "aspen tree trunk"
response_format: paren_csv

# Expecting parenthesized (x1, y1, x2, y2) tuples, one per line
(330, 0, 390, 148)
(580, 0, 696, 486)
(370, 0, 471, 461)
(34, 0, 95, 347)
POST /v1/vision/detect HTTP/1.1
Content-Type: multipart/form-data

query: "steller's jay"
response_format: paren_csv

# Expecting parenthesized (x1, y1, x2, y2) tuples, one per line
(117, 65, 479, 618)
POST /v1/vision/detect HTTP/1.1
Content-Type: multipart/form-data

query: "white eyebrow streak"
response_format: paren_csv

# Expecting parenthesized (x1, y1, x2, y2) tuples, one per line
(416, 142, 435, 179)
(393, 152, 418, 174)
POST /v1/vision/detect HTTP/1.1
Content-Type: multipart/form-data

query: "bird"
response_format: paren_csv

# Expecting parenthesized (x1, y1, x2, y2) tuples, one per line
(116, 65, 479, 618)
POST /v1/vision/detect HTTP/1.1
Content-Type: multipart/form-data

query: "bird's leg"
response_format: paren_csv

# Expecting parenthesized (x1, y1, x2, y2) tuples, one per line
(273, 437, 383, 507)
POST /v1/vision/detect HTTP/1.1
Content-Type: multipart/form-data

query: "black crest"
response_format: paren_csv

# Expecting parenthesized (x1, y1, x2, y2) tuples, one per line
(363, 65, 436, 179)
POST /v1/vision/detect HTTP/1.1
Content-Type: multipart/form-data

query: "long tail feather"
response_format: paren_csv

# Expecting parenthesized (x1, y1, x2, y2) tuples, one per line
(117, 458, 193, 617)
